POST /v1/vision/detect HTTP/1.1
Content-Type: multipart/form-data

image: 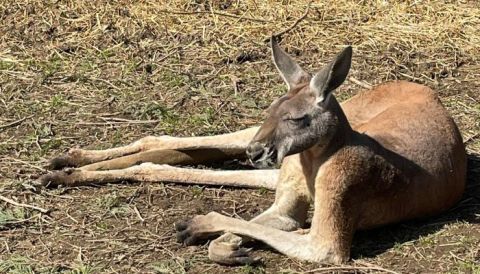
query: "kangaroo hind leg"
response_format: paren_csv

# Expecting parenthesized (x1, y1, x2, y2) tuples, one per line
(205, 155, 312, 265)
(39, 163, 278, 189)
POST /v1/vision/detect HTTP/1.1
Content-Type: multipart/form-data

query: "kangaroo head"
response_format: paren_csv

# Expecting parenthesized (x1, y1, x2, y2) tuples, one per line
(246, 38, 352, 168)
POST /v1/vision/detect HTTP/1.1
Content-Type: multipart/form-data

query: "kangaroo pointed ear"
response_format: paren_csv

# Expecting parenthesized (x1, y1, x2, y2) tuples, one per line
(271, 37, 309, 90)
(310, 46, 352, 103)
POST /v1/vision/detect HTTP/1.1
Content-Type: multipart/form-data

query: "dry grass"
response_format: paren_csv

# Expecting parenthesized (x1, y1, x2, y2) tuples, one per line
(1, 0, 479, 273)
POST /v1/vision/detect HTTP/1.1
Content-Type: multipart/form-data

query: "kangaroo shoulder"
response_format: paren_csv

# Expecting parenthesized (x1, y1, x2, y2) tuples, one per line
(326, 144, 403, 188)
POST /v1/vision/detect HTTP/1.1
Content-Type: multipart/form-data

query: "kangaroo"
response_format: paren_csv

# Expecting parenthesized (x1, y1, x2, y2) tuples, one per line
(39, 38, 466, 265)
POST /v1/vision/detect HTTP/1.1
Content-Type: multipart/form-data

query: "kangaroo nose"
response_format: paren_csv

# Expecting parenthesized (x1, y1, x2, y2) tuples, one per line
(246, 142, 265, 162)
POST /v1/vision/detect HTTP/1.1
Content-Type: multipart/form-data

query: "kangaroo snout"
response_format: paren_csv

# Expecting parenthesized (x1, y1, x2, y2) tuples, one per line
(246, 142, 265, 162)
(246, 142, 277, 168)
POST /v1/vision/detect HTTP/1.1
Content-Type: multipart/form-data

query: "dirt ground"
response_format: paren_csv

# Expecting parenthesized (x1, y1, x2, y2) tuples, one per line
(1, 1, 479, 273)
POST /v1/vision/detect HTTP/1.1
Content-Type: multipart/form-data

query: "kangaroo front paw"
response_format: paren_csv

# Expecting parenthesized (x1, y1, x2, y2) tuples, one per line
(175, 213, 223, 246)
(208, 233, 260, 265)
(38, 169, 78, 187)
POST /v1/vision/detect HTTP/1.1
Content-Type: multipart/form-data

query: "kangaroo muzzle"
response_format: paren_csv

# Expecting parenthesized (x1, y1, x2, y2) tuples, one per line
(246, 142, 277, 168)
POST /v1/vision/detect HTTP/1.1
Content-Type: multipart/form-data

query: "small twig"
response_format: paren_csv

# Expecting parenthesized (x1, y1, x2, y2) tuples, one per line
(157, 47, 181, 63)
(90, 77, 121, 90)
(0, 195, 49, 213)
(99, 117, 157, 123)
(230, 75, 240, 96)
(464, 132, 479, 144)
(449, 251, 468, 263)
(349, 77, 373, 89)
(65, 209, 79, 224)
(1, 213, 41, 226)
(3, 240, 10, 253)
(35, 135, 42, 150)
(3, 156, 45, 172)
(133, 206, 145, 222)
(0, 136, 78, 147)
(266, 1, 312, 42)
(0, 115, 34, 131)
(160, 9, 270, 23)
(75, 120, 159, 126)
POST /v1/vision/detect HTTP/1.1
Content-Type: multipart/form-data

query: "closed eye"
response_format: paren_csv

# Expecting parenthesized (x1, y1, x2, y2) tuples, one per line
(289, 116, 306, 122)
(285, 114, 308, 123)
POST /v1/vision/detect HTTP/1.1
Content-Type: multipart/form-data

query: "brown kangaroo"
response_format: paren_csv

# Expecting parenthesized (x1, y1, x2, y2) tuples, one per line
(40, 38, 466, 265)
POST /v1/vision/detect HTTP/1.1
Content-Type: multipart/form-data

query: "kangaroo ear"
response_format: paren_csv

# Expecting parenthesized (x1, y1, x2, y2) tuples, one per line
(310, 46, 352, 102)
(271, 37, 309, 90)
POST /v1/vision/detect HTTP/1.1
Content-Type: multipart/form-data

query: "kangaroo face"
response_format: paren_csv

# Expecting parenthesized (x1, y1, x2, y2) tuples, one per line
(247, 38, 352, 168)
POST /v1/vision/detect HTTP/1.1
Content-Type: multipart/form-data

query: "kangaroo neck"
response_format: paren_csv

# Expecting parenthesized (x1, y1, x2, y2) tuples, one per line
(300, 95, 353, 170)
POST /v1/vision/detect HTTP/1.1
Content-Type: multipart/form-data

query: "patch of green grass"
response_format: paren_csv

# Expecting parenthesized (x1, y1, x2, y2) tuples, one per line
(272, 83, 287, 96)
(335, 90, 353, 102)
(95, 192, 129, 217)
(0, 208, 28, 228)
(132, 102, 178, 121)
(0, 256, 83, 274)
(159, 69, 185, 89)
(12, 100, 45, 115)
(458, 234, 477, 246)
(96, 192, 122, 210)
(111, 130, 124, 146)
(109, 206, 129, 216)
(78, 58, 98, 74)
(257, 187, 269, 196)
(99, 48, 115, 60)
(188, 106, 215, 127)
(151, 259, 188, 274)
(0, 179, 36, 193)
(190, 185, 204, 198)
(36, 124, 54, 137)
(124, 60, 139, 74)
(417, 234, 437, 246)
(50, 94, 67, 108)
(66, 263, 99, 274)
(95, 221, 110, 231)
(392, 241, 406, 251)
(41, 138, 63, 152)
(0, 255, 35, 274)
(127, 101, 180, 134)
(19, 55, 64, 79)
(450, 260, 480, 274)
(0, 60, 16, 70)
(233, 95, 260, 109)
(237, 264, 266, 274)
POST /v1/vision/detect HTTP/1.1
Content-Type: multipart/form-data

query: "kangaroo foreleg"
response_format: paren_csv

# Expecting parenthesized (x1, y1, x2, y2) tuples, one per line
(78, 148, 245, 171)
(49, 127, 259, 170)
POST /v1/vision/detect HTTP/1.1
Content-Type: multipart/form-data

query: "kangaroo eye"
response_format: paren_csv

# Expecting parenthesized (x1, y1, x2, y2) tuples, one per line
(290, 116, 305, 122)
(286, 115, 309, 124)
